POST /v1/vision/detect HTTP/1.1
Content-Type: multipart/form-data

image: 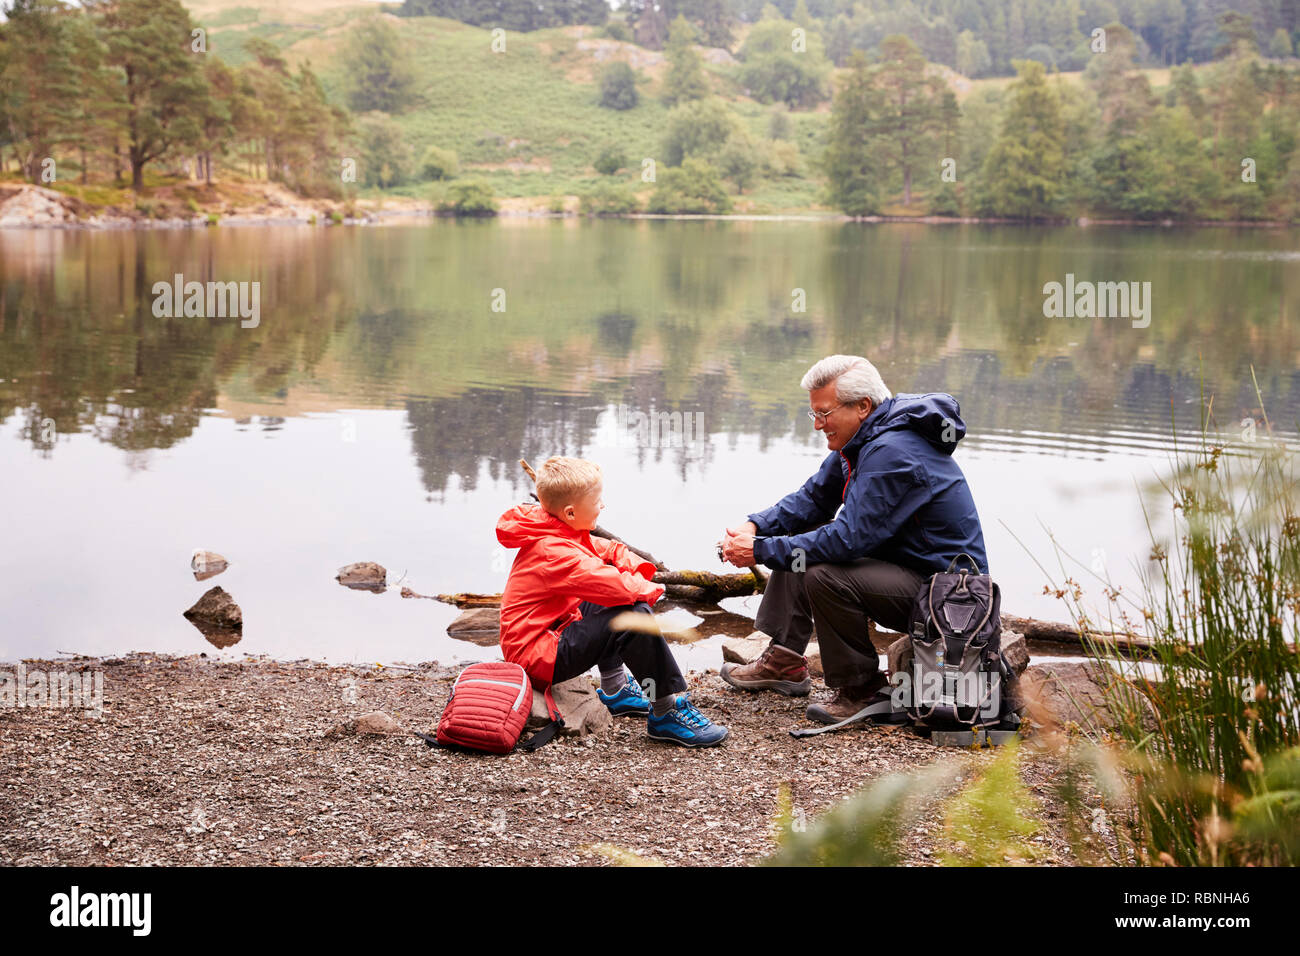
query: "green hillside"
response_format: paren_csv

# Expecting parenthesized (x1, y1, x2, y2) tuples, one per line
(195, 5, 829, 212)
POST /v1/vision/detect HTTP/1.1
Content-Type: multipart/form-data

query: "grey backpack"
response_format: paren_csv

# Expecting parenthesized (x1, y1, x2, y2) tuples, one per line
(903, 553, 1012, 731)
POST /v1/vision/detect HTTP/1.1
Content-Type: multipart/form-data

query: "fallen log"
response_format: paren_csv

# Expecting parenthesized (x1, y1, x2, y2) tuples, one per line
(1001, 615, 1152, 654)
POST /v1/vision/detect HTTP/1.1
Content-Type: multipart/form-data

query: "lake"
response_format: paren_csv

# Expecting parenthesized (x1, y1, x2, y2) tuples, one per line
(2, 218, 1298, 668)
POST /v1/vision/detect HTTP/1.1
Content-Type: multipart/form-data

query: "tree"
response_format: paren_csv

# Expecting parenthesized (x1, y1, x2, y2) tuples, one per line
(821, 52, 882, 215)
(420, 145, 458, 180)
(663, 15, 708, 105)
(975, 60, 1067, 219)
(1269, 28, 1294, 58)
(100, 0, 206, 190)
(956, 29, 991, 77)
(340, 14, 417, 113)
(864, 34, 946, 207)
(356, 112, 413, 187)
(0, 0, 88, 181)
(737, 15, 830, 108)
(661, 97, 737, 165)
(599, 61, 639, 109)
(718, 131, 759, 192)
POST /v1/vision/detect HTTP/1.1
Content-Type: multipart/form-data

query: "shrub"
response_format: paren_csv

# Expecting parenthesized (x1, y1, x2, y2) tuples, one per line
(762, 140, 803, 177)
(420, 145, 459, 181)
(646, 157, 731, 214)
(580, 182, 640, 215)
(599, 62, 639, 110)
(661, 97, 738, 166)
(593, 143, 628, 175)
(602, 20, 631, 43)
(438, 180, 498, 216)
(928, 181, 961, 216)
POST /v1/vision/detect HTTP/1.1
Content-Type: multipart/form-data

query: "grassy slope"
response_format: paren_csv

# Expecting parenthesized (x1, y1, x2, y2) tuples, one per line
(188, 2, 1191, 215)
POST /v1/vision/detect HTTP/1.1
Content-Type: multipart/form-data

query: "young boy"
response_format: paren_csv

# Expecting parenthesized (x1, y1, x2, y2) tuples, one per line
(496, 456, 728, 747)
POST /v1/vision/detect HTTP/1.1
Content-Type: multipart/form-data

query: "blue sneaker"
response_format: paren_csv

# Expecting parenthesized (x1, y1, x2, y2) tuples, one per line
(597, 675, 650, 717)
(646, 695, 729, 748)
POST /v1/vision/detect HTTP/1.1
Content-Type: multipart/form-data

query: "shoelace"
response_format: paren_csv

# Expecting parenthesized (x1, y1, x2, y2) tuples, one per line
(674, 698, 708, 728)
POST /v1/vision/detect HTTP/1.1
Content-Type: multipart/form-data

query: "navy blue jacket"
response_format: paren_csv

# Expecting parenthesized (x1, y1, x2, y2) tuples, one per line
(749, 392, 988, 575)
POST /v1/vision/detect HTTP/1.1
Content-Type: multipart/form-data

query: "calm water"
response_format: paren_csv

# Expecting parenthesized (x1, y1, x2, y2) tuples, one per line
(3, 219, 1299, 668)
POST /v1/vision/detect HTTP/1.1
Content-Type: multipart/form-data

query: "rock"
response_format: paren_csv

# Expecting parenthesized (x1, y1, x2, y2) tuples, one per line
(447, 607, 500, 635)
(525, 676, 612, 738)
(183, 586, 242, 630)
(805, 642, 823, 679)
(0, 185, 76, 227)
(1002, 631, 1029, 675)
(336, 561, 386, 592)
(721, 632, 768, 665)
(324, 711, 406, 738)
(446, 608, 501, 648)
(887, 634, 911, 678)
(355, 711, 405, 735)
(191, 550, 228, 581)
(1020, 661, 1154, 732)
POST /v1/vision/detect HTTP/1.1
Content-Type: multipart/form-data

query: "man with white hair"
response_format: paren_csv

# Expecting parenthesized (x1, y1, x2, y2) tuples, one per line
(719, 355, 988, 724)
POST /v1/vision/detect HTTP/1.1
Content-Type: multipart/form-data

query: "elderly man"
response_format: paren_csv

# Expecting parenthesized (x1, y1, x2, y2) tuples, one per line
(719, 354, 988, 724)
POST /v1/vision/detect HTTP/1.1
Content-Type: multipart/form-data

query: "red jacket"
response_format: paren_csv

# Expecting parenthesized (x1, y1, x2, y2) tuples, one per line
(496, 503, 664, 686)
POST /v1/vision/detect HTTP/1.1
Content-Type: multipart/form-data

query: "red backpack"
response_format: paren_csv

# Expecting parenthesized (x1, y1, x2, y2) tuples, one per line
(419, 661, 561, 754)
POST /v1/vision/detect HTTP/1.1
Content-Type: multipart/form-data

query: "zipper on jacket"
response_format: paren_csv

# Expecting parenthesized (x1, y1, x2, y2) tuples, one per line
(838, 451, 853, 502)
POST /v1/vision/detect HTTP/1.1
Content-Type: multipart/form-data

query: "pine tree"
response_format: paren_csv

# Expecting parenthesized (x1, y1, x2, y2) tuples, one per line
(821, 52, 882, 215)
(663, 15, 708, 106)
(975, 60, 1067, 219)
(99, 0, 207, 189)
(866, 34, 946, 207)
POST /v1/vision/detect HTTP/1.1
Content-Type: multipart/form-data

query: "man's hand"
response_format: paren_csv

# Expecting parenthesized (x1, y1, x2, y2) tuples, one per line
(727, 521, 758, 538)
(721, 530, 757, 568)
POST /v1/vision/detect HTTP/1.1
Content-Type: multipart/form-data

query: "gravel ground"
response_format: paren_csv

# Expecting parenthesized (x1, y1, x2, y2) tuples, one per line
(0, 653, 1115, 866)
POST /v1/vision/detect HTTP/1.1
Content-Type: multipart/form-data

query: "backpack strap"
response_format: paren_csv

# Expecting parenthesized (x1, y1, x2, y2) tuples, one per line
(518, 685, 564, 752)
(789, 696, 897, 738)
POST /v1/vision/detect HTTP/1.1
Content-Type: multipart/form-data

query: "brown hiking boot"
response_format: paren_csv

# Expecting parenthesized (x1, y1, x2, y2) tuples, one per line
(720, 643, 812, 697)
(805, 676, 891, 725)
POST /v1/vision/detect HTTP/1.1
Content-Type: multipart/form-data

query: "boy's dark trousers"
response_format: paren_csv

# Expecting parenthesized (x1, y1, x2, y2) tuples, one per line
(552, 601, 687, 700)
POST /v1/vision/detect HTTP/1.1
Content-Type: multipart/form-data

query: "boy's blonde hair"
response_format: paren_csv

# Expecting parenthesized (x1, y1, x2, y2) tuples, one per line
(536, 456, 603, 514)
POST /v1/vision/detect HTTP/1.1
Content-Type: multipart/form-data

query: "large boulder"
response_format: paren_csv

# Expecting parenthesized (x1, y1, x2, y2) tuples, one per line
(526, 676, 612, 738)
(446, 608, 502, 648)
(1019, 660, 1154, 733)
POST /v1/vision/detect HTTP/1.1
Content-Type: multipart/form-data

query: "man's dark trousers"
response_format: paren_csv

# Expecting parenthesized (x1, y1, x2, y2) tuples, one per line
(755, 559, 926, 689)
(552, 601, 687, 699)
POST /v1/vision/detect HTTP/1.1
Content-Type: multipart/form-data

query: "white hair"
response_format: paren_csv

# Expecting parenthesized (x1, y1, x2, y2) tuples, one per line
(800, 355, 891, 406)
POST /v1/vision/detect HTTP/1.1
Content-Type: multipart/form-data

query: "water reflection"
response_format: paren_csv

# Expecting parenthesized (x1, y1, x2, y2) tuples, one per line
(2, 220, 1299, 663)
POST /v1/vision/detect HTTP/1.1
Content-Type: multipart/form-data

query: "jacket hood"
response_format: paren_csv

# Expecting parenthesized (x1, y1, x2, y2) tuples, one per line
(847, 392, 967, 456)
(496, 503, 578, 548)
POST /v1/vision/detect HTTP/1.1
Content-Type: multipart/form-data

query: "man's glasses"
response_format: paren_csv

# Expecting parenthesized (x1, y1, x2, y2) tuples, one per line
(807, 402, 850, 425)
